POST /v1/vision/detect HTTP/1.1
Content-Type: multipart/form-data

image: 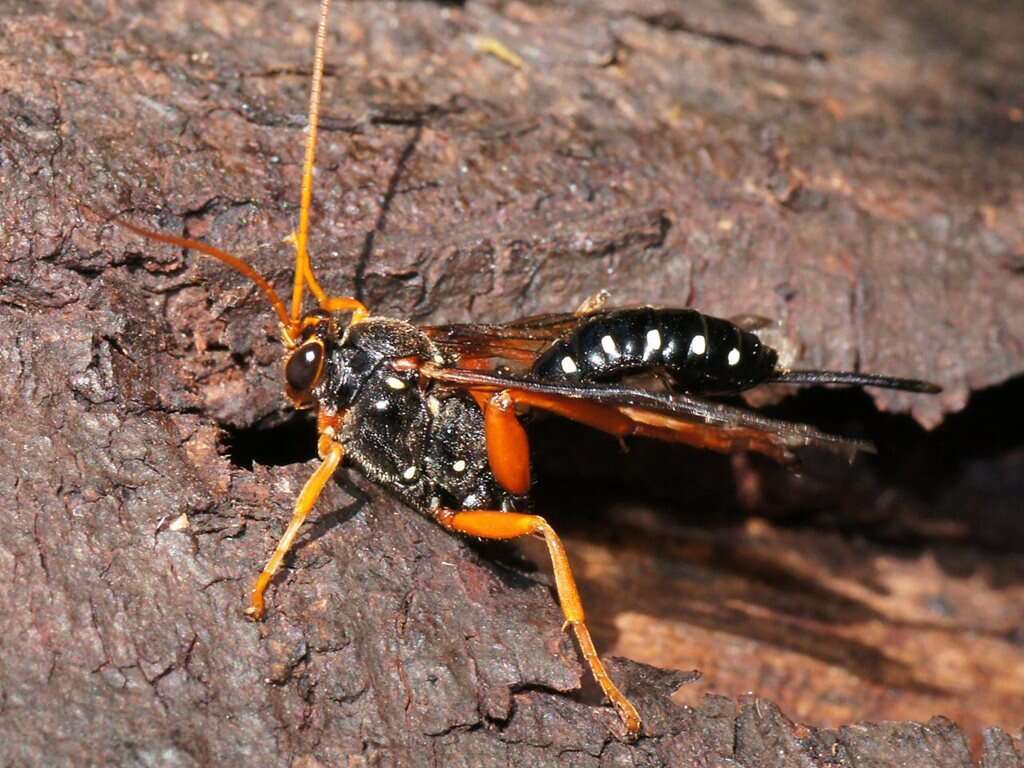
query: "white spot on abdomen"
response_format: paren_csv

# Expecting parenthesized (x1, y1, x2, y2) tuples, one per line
(402, 465, 418, 480)
(385, 376, 406, 390)
(689, 334, 707, 356)
(644, 328, 662, 359)
(560, 356, 578, 374)
(727, 348, 741, 366)
(601, 335, 619, 356)
(452, 459, 467, 473)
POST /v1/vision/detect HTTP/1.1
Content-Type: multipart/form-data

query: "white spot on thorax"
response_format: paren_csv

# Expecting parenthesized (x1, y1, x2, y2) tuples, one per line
(374, 399, 390, 411)
(463, 493, 481, 508)
(402, 465, 418, 481)
(385, 376, 406, 390)
(727, 348, 741, 366)
(427, 395, 442, 416)
(689, 334, 707, 355)
(304, 348, 317, 364)
(452, 459, 467, 473)
(560, 356, 578, 374)
(600, 335, 619, 356)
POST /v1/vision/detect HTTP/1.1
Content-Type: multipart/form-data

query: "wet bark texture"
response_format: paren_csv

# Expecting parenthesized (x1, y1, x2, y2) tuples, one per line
(2, 1, 1024, 766)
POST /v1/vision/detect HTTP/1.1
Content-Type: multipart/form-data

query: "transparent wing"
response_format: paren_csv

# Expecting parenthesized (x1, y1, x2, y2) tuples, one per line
(422, 311, 593, 367)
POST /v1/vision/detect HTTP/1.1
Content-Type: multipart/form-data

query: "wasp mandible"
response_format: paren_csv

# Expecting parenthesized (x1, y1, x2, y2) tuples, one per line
(107, 0, 940, 740)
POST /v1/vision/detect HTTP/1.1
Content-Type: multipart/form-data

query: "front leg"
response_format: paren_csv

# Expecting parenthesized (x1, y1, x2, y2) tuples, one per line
(247, 434, 344, 620)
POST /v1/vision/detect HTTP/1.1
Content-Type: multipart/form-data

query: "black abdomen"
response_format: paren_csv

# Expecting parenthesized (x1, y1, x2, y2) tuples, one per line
(531, 308, 777, 394)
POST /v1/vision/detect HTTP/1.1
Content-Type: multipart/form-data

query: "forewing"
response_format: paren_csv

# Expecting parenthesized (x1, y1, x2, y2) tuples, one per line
(422, 311, 590, 367)
(420, 366, 872, 464)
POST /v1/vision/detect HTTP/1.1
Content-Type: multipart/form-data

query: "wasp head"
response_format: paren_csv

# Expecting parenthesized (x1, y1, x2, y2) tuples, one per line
(283, 309, 377, 412)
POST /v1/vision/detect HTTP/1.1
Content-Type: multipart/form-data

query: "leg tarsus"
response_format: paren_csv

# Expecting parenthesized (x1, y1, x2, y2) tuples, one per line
(574, 289, 610, 315)
(570, 617, 642, 739)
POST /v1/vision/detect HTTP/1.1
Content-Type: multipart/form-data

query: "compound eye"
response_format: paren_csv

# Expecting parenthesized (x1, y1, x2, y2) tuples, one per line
(285, 341, 325, 393)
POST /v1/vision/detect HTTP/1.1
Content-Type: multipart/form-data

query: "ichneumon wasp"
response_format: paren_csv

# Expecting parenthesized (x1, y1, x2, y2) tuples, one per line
(102, 0, 940, 740)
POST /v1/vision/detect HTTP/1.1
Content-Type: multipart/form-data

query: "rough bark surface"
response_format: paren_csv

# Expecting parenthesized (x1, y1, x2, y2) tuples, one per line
(1, 1, 1023, 766)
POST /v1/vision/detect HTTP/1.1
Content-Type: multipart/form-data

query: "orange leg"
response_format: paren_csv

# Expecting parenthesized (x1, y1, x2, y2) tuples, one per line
(481, 390, 532, 496)
(479, 387, 631, 497)
(436, 507, 643, 739)
(246, 435, 344, 620)
(574, 289, 610, 315)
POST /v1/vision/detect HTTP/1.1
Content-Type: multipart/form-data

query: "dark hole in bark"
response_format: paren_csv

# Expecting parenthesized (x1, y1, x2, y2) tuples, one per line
(222, 412, 318, 470)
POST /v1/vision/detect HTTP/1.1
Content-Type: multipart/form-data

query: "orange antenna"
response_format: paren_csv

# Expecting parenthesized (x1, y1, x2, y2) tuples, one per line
(111, 215, 294, 333)
(289, 0, 369, 324)
(106, 0, 367, 338)
(291, 0, 331, 320)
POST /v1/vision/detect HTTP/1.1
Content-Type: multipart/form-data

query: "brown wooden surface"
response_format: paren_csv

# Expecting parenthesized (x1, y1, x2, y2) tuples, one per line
(1, 1, 1023, 766)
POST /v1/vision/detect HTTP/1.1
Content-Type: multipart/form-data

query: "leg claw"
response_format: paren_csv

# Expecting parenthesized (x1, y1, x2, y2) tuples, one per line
(246, 599, 265, 621)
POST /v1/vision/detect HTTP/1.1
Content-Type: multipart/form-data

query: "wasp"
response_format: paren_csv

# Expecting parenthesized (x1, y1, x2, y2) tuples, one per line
(104, 0, 940, 740)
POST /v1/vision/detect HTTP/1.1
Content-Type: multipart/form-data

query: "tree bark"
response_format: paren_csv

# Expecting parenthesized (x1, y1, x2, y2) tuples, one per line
(1, 1, 1023, 766)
